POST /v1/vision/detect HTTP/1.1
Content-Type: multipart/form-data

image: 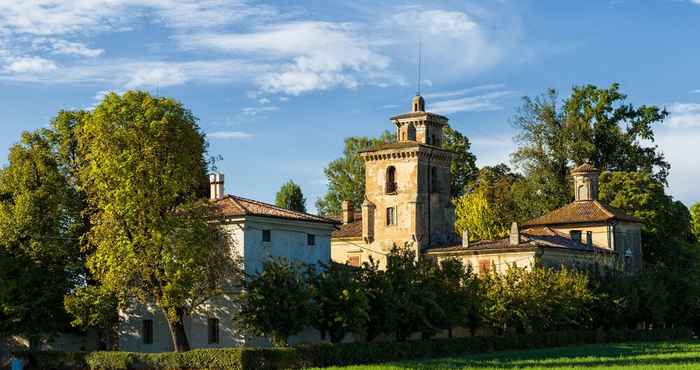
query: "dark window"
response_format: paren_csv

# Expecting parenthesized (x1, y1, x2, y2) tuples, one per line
(407, 124, 416, 141)
(586, 231, 593, 248)
(262, 229, 271, 242)
(142, 319, 153, 345)
(430, 167, 439, 193)
(570, 230, 582, 244)
(207, 318, 220, 344)
(386, 207, 396, 226)
(307, 234, 315, 246)
(385, 166, 396, 193)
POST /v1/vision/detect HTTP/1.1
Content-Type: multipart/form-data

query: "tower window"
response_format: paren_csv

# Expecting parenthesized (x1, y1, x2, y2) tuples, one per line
(407, 124, 416, 141)
(386, 207, 396, 226)
(385, 166, 397, 193)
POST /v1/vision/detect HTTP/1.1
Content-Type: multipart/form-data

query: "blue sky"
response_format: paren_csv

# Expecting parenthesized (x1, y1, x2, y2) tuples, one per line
(1, 0, 699, 211)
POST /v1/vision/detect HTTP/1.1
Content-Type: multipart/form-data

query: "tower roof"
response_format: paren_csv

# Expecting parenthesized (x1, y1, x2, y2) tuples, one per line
(571, 163, 600, 175)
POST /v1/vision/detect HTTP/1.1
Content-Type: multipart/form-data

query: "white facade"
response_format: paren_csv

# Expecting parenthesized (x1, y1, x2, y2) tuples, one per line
(118, 197, 335, 352)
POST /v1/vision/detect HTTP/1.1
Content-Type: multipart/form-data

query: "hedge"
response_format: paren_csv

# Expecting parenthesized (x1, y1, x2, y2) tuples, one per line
(11, 327, 694, 370)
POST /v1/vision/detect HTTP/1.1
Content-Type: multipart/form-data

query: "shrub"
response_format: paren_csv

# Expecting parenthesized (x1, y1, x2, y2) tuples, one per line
(13, 328, 693, 370)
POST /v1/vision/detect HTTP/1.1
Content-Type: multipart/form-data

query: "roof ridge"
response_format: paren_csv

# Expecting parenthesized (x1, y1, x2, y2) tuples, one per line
(227, 194, 336, 223)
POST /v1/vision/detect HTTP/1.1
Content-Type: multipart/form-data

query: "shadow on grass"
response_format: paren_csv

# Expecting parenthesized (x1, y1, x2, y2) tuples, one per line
(388, 342, 700, 369)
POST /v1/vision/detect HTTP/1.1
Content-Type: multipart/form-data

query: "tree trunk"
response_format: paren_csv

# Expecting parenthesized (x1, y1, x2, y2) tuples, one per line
(165, 307, 190, 352)
(448, 327, 453, 339)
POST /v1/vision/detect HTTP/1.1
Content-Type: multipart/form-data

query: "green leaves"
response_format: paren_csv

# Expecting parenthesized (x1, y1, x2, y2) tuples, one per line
(275, 180, 307, 213)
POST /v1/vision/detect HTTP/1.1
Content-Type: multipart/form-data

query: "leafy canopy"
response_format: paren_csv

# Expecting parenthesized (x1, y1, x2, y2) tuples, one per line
(275, 180, 307, 213)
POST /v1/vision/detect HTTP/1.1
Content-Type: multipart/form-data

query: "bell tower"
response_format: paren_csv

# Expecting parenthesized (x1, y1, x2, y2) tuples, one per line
(571, 163, 600, 202)
(359, 95, 455, 254)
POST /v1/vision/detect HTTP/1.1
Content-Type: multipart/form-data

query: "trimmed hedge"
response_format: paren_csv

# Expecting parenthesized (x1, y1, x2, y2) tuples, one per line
(12, 328, 694, 370)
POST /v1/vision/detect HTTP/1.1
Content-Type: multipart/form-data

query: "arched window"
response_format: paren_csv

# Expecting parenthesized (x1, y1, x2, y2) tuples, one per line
(430, 167, 438, 193)
(385, 166, 397, 194)
(407, 124, 416, 141)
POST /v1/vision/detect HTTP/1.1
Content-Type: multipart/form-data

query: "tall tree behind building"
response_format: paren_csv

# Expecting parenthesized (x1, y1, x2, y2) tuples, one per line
(275, 180, 307, 213)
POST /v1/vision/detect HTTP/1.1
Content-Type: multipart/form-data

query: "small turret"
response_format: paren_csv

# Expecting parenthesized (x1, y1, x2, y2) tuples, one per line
(571, 163, 600, 201)
(412, 95, 425, 112)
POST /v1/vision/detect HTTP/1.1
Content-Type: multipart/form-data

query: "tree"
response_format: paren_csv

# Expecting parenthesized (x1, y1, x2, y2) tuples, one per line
(235, 258, 314, 346)
(599, 171, 693, 266)
(512, 84, 669, 214)
(0, 131, 81, 346)
(357, 257, 396, 342)
(311, 262, 369, 343)
(691, 203, 700, 242)
(76, 91, 238, 352)
(432, 258, 483, 337)
(275, 180, 307, 213)
(63, 286, 119, 349)
(442, 126, 478, 197)
(316, 131, 394, 217)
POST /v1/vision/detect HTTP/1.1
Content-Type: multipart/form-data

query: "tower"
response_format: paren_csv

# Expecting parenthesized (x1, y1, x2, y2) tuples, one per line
(571, 163, 600, 201)
(360, 95, 455, 253)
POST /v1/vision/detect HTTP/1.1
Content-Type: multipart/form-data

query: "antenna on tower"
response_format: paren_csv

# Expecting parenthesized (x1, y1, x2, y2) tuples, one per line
(416, 40, 422, 96)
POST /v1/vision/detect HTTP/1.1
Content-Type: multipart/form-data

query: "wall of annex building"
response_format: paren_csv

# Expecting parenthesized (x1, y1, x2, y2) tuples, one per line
(331, 237, 390, 269)
(546, 223, 612, 250)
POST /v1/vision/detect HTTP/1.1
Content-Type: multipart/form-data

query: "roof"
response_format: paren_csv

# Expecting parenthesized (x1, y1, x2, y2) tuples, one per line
(522, 200, 641, 227)
(358, 141, 454, 154)
(211, 195, 339, 225)
(390, 111, 449, 121)
(571, 163, 600, 174)
(426, 226, 615, 255)
(332, 219, 363, 239)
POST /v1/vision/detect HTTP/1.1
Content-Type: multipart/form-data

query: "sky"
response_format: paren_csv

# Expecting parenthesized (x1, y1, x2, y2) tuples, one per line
(1, 0, 699, 212)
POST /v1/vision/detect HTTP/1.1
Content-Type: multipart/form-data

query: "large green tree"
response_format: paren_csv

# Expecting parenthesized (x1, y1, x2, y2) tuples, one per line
(275, 180, 307, 213)
(691, 202, 700, 242)
(0, 131, 82, 345)
(442, 126, 478, 197)
(76, 91, 238, 352)
(512, 83, 669, 213)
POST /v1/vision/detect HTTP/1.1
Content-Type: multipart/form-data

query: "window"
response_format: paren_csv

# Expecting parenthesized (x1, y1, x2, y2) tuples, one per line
(262, 229, 271, 242)
(570, 230, 582, 244)
(142, 319, 153, 345)
(430, 167, 439, 193)
(586, 231, 593, 248)
(208, 318, 220, 344)
(386, 207, 396, 226)
(347, 255, 360, 267)
(307, 234, 315, 246)
(478, 259, 491, 276)
(407, 124, 416, 141)
(385, 166, 397, 193)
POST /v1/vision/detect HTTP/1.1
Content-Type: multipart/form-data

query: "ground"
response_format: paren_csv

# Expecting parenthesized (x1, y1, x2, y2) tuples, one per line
(316, 341, 700, 369)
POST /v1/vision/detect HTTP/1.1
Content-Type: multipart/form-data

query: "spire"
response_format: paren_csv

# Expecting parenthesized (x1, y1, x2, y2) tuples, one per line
(416, 40, 422, 96)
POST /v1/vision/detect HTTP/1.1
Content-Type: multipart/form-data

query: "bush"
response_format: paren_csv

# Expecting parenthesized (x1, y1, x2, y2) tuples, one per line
(12, 328, 693, 370)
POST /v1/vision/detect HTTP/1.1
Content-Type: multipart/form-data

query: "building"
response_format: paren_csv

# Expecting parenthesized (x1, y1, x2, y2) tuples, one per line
(331, 95, 459, 268)
(118, 174, 338, 352)
(331, 95, 642, 274)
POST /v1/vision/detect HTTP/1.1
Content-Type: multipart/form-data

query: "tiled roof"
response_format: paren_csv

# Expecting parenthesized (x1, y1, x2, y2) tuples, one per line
(390, 111, 449, 121)
(571, 163, 600, 174)
(426, 226, 614, 254)
(332, 219, 363, 239)
(359, 142, 452, 153)
(522, 200, 640, 227)
(211, 195, 338, 224)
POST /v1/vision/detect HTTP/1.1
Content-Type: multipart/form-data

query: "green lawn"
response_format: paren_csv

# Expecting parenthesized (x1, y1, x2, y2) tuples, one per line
(316, 341, 700, 369)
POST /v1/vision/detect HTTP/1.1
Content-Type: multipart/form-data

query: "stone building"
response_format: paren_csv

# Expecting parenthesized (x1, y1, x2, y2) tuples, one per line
(331, 96, 642, 274)
(119, 174, 338, 352)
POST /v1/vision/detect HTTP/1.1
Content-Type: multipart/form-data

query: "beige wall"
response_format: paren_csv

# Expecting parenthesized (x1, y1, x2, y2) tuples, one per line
(331, 237, 390, 269)
(546, 223, 612, 250)
(429, 250, 538, 275)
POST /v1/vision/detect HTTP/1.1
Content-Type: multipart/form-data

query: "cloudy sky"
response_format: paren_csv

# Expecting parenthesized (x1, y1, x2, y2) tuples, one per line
(1, 0, 699, 210)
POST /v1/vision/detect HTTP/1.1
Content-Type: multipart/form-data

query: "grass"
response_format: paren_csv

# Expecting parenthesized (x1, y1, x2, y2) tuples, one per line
(315, 341, 700, 370)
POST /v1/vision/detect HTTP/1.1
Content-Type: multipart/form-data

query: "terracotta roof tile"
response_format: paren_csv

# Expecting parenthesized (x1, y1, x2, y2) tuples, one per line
(211, 195, 338, 224)
(571, 163, 600, 174)
(332, 219, 363, 239)
(522, 200, 640, 227)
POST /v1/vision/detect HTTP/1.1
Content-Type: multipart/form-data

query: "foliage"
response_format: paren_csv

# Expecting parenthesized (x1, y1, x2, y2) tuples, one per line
(236, 258, 315, 347)
(432, 258, 484, 337)
(454, 165, 523, 240)
(76, 91, 238, 352)
(13, 328, 693, 370)
(275, 180, 307, 213)
(63, 285, 118, 331)
(484, 265, 594, 334)
(442, 126, 478, 197)
(311, 263, 369, 343)
(511, 84, 669, 214)
(356, 257, 396, 342)
(0, 131, 81, 342)
(315, 131, 395, 217)
(691, 202, 700, 242)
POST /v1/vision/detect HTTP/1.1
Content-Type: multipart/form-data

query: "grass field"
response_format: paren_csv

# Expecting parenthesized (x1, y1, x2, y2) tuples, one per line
(316, 341, 700, 369)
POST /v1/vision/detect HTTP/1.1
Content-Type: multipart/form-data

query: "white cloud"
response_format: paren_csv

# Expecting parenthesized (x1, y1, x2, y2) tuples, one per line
(179, 21, 393, 95)
(242, 106, 279, 116)
(666, 103, 700, 128)
(207, 131, 253, 139)
(430, 90, 514, 115)
(424, 84, 506, 100)
(45, 39, 104, 57)
(691, 89, 700, 94)
(691, 0, 700, 5)
(471, 135, 516, 167)
(656, 129, 700, 204)
(4, 56, 57, 73)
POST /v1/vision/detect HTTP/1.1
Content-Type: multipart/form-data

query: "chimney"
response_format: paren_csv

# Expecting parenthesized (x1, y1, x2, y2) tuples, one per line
(341, 201, 354, 224)
(462, 229, 470, 248)
(509, 222, 521, 246)
(209, 173, 224, 200)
